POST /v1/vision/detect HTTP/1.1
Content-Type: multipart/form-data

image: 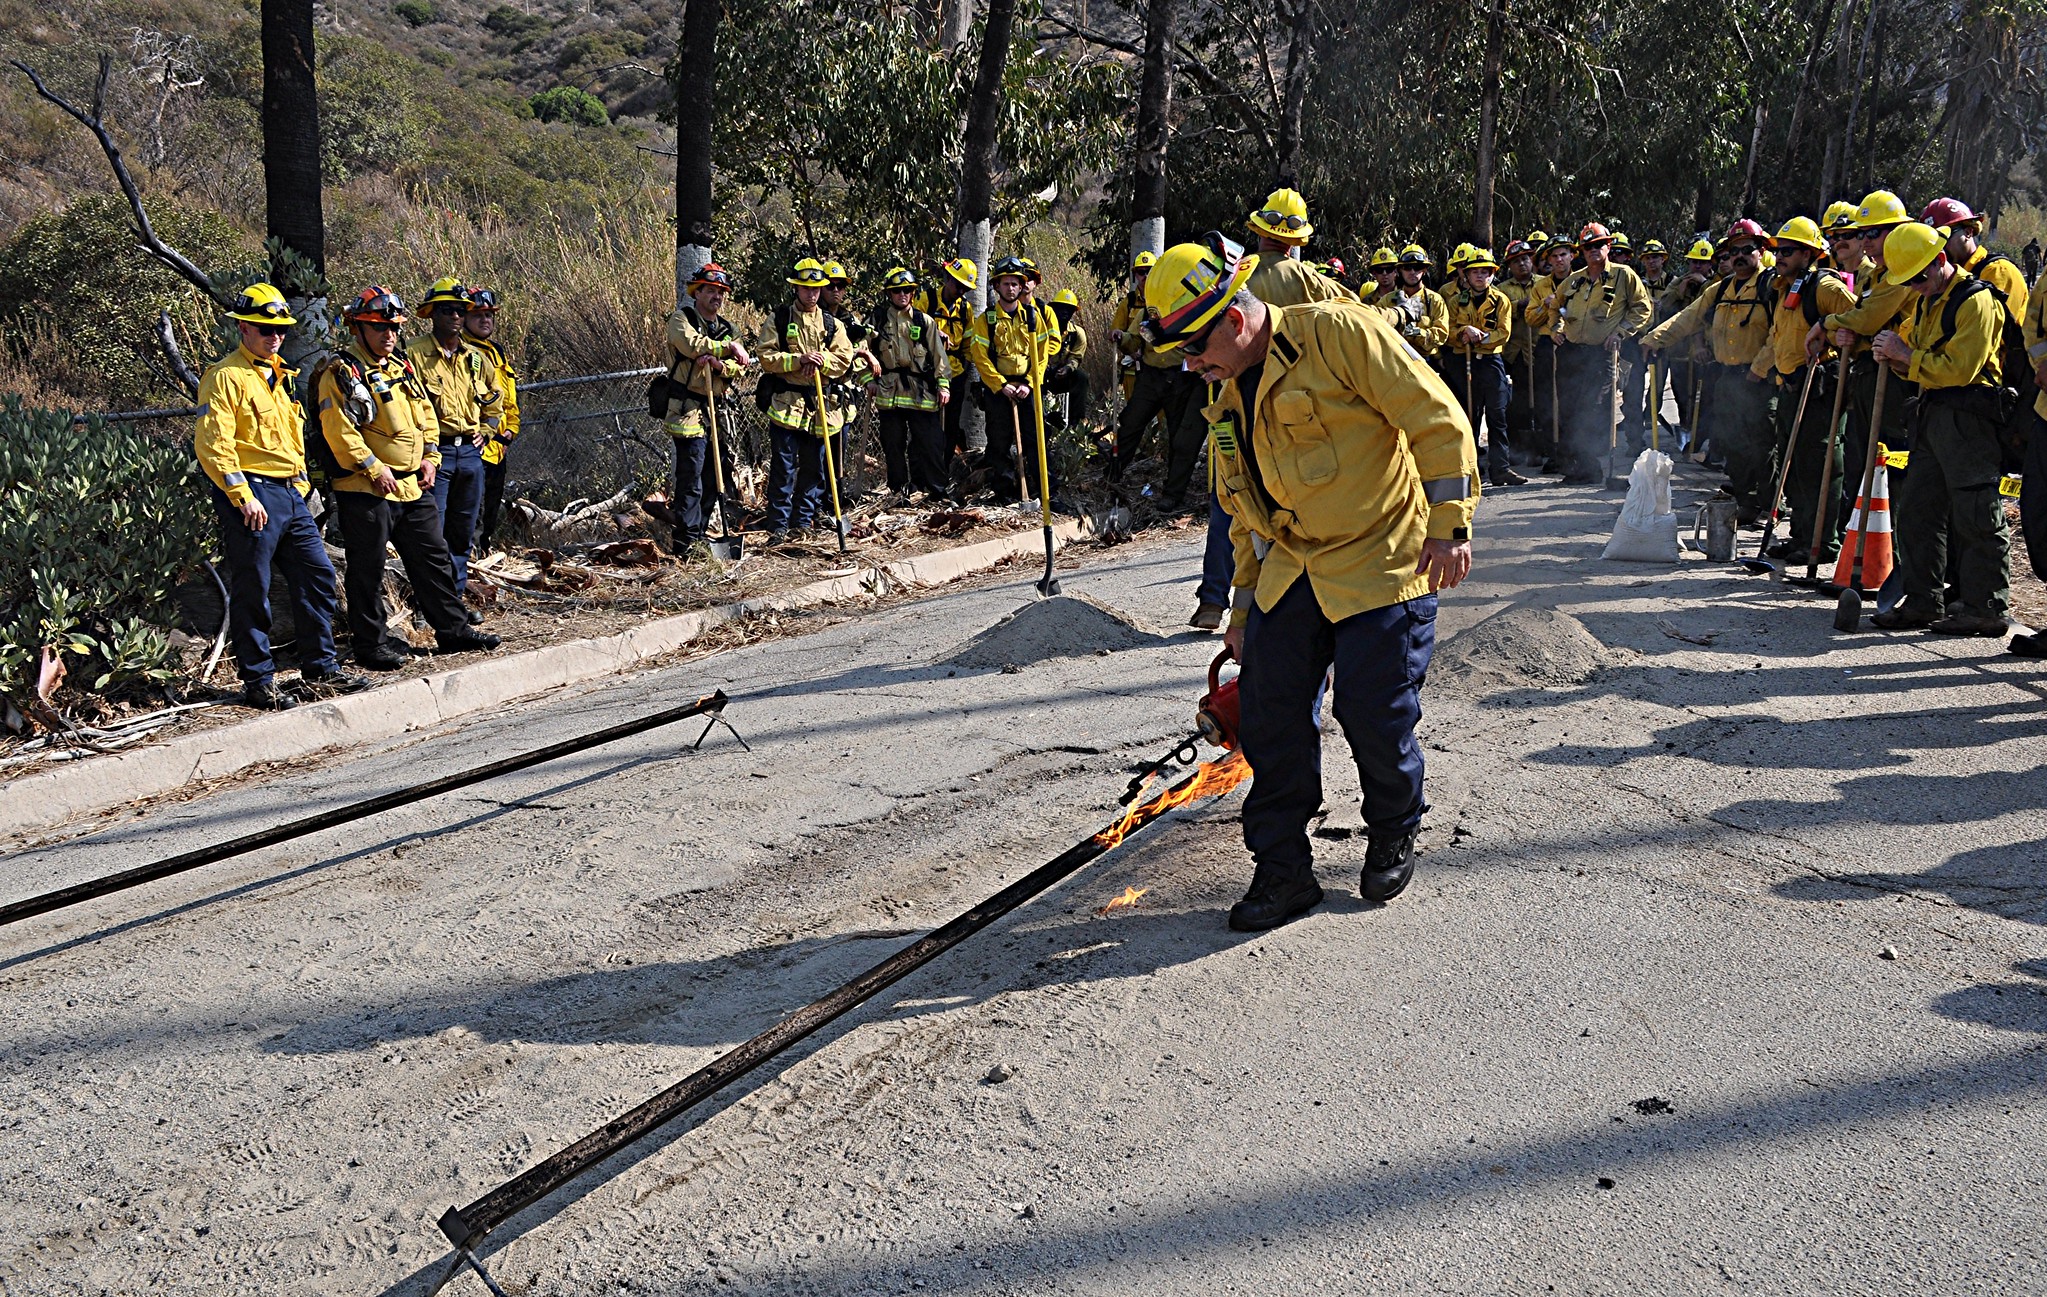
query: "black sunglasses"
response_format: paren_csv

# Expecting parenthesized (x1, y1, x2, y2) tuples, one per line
(252, 323, 289, 337)
(1178, 313, 1229, 359)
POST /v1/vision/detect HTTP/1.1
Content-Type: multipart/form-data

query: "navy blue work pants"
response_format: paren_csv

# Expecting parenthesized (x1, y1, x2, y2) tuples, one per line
(1197, 493, 1233, 608)
(208, 477, 340, 683)
(1238, 577, 1436, 874)
(1442, 352, 1511, 479)
(430, 441, 484, 596)
(766, 426, 829, 533)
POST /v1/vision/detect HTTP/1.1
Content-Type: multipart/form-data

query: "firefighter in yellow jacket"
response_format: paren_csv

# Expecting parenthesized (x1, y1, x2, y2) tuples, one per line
(1443, 248, 1526, 486)
(921, 256, 982, 473)
(1245, 188, 1356, 308)
(1384, 245, 1450, 363)
(970, 255, 1060, 499)
(1870, 222, 2013, 636)
(193, 283, 363, 709)
(319, 287, 500, 670)
(408, 277, 503, 609)
(461, 287, 520, 553)
(756, 257, 856, 544)
(2014, 263, 2047, 657)
(1112, 248, 1208, 505)
(1550, 223, 1654, 483)
(1141, 238, 1478, 931)
(1812, 190, 1918, 497)
(872, 265, 952, 498)
(1642, 219, 1777, 515)
(662, 263, 751, 551)
(1751, 216, 1858, 560)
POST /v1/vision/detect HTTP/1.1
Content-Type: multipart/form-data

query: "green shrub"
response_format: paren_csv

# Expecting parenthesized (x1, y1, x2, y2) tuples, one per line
(320, 37, 431, 184)
(0, 399, 210, 704)
(528, 86, 609, 128)
(392, 0, 437, 26)
(0, 194, 249, 409)
(484, 4, 550, 39)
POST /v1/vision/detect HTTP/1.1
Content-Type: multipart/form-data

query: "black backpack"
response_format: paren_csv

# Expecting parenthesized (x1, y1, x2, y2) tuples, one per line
(1920, 273, 2034, 468)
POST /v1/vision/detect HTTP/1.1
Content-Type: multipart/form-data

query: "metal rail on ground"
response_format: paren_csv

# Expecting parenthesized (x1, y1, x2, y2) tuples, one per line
(0, 691, 741, 930)
(429, 752, 1248, 1291)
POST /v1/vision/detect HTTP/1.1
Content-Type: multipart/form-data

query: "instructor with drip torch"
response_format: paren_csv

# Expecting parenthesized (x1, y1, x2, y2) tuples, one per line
(1140, 237, 1479, 933)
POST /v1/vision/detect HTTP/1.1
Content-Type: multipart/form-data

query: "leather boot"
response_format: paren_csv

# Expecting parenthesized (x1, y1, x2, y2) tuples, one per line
(436, 626, 502, 653)
(1227, 863, 1323, 932)
(1360, 828, 1419, 903)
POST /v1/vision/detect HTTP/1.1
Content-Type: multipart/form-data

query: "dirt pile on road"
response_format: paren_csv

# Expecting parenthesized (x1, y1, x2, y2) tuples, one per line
(1431, 604, 1620, 694)
(942, 594, 1163, 670)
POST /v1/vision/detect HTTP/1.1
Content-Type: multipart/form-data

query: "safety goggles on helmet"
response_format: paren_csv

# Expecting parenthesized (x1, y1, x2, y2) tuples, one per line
(466, 287, 503, 311)
(232, 292, 292, 321)
(1254, 209, 1309, 233)
(345, 287, 409, 325)
(1137, 234, 1258, 353)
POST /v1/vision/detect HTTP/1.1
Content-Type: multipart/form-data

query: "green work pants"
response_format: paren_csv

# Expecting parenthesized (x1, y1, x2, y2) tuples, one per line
(1711, 366, 1777, 518)
(1776, 366, 1845, 558)
(1894, 397, 2010, 620)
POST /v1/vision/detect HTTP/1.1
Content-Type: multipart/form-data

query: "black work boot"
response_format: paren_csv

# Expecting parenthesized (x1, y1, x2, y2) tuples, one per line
(1360, 828, 1419, 904)
(1227, 863, 1323, 932)
(241, 678, 298, 711)
(435, 626, 501, 653)
(300, 665, 371, 694)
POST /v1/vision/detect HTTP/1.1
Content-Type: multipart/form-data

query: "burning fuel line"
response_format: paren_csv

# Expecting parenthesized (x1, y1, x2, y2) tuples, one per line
(0, 691, 743, 932)
(428, 749, 1250, 1292)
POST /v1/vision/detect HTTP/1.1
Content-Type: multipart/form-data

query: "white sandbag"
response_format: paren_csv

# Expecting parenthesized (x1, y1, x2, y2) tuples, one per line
(1601, 448, 1682, 563)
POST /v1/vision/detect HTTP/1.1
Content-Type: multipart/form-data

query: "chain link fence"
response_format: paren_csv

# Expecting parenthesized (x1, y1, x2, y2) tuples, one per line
(72, 367, 904, 516)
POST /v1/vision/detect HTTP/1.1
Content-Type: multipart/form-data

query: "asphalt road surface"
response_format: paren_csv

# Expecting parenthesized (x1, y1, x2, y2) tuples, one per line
(4, 468, 2044, 1296)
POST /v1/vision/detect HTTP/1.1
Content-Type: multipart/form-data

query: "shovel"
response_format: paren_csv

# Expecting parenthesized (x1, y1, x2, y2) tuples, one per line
(812, 371, 849, 553)
(704, 383, 743, 563)
(1009, 399, 1030, 506)
(1030, 382, 1060, 596)
(1780, 349, 1856, 588)
(1741, 360, 1818, 575)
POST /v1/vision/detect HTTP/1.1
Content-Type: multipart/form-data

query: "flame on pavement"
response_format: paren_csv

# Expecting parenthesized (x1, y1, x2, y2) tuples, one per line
(1097, 885, 1149, 915)
(1092, 751, 1251, 852)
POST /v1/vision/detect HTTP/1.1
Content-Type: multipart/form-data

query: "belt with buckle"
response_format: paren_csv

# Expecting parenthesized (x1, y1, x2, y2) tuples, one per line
(440, 435, 474, 447)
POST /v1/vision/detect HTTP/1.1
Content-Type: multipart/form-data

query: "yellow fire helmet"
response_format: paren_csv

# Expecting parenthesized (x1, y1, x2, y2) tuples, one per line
(1049, 288, 1081, 327)
(228, 281, 297, 326)
(1770, 216, 1825, 253)
(1247, 187, 1313, 243)
(787, 257, 831, 287)
(1611, 231, 1633, 250)
(1640, 239, 1668, 255)
(1882, 222, 1946, 285)
(419, 276, 470, 312)
(880, 266, 918, 291)
(1139, 238, 1259, 353)
(1822, 200, 1860, 233)
(821, 259, 851, 285)
(1369, 246, 1399, 270)
(1463, 247, 1499, 273)
(1523, 229, 1551, 250)
(1132, 249, 1158, 272)
(1050, 288, 1080, 307)
(1853, 189, 1910, 229)
(1448, 242, 1475, 272)
(1685, 238, 1715, 262)
(941, 257, 978, 290)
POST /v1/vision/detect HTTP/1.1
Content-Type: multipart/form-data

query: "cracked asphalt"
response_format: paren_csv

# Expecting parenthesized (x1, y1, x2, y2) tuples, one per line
(3, 467, 2044, 1296)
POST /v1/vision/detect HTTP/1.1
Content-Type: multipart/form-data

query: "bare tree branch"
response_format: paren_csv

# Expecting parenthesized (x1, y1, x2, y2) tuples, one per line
(153, 309, 201, 397)
(10, 54, 232, 310)
(1035, 11, 1276, 157)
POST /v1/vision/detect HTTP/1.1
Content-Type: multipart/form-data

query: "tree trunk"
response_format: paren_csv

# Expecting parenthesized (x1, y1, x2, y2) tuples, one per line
(261, 0, 324, 276)
(1130, 0, 1174, 262)
(1840, 0, 1878, 195)
(1692, 180, 1715, 237)
(1469, 0, 1505, 245)
(1860, 6, 1883, 194)
(955, 0, 1014, 315)
(1815, 131, 1840, 215)
(941, 0, 973, 52)
(1272, 0, 1317, 189)
(1738, 100, 1767, 217)
(674, 0, 720, 304)
(1774, 0, 1839, 198)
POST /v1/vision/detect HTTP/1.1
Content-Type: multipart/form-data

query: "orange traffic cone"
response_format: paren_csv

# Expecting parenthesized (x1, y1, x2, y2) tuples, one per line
(1831, 463, 1893, 592)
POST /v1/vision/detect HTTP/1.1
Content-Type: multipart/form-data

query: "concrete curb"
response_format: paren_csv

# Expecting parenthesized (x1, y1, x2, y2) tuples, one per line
(0, 515, 1104, 841)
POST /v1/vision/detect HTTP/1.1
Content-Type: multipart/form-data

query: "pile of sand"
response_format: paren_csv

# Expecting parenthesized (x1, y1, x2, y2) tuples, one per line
(1430, 604, 1621, 694)
(942, 594, 1163, 670)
